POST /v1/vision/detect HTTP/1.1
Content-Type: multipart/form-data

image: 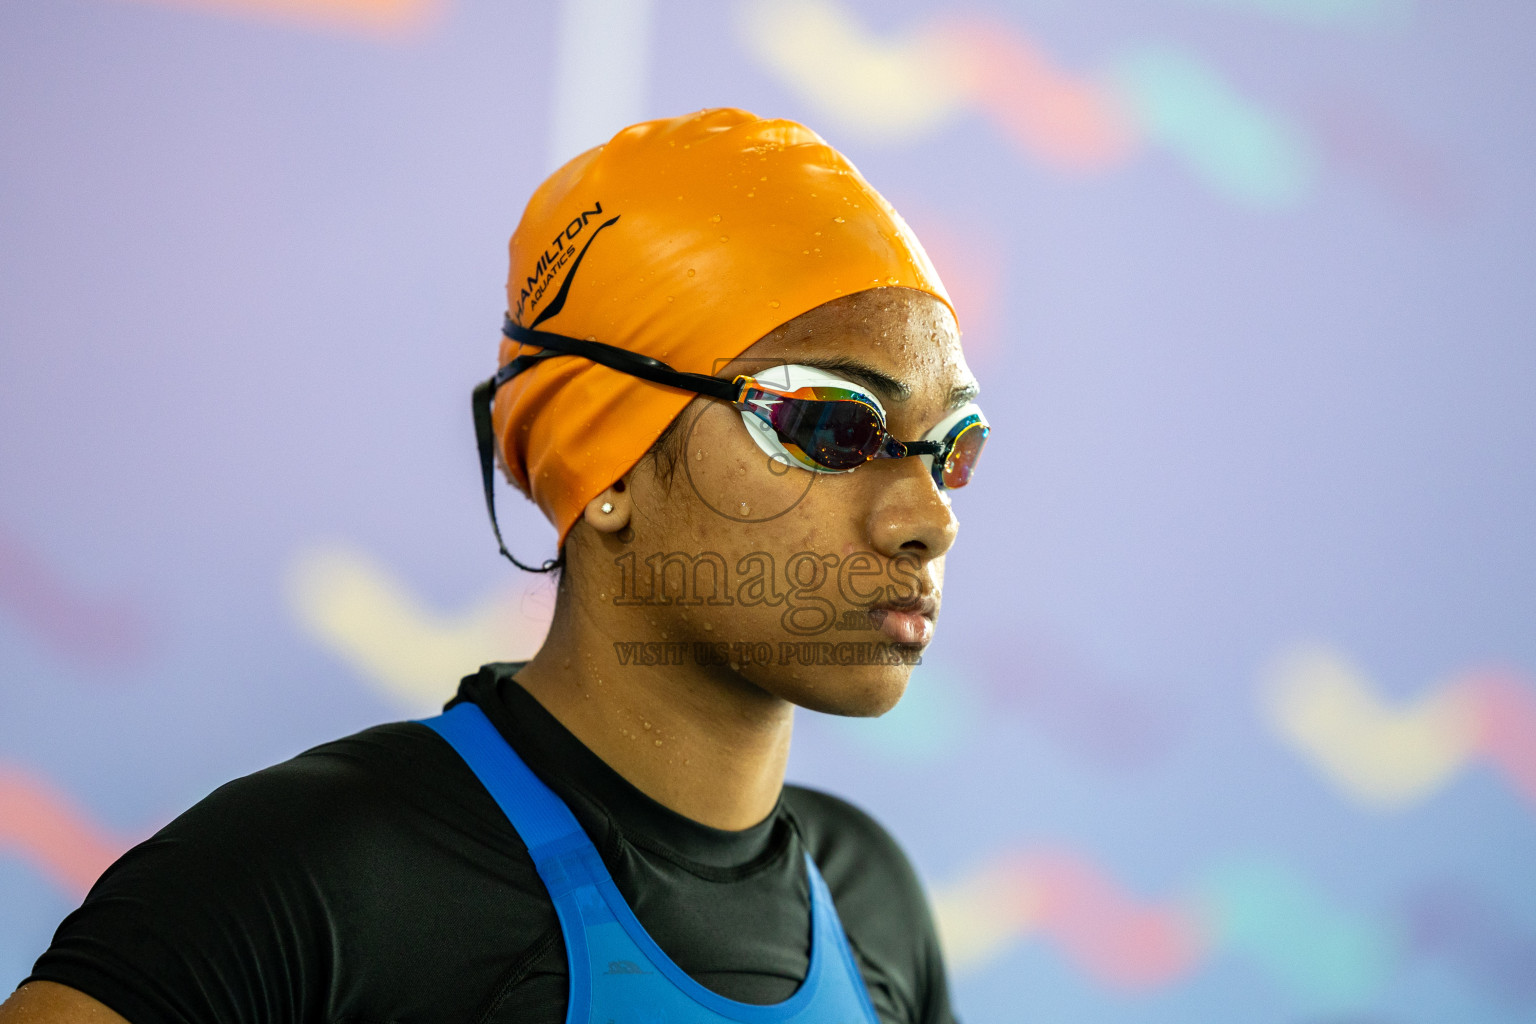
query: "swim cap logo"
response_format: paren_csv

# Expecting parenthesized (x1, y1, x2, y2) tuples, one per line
(512, 202, 620, 328)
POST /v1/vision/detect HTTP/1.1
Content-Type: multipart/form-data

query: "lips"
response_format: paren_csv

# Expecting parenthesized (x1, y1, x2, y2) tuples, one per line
(867, 593, 938, 647)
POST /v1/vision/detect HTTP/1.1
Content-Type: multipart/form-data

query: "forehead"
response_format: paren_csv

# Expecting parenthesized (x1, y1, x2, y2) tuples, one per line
(726, 288, 975, 409)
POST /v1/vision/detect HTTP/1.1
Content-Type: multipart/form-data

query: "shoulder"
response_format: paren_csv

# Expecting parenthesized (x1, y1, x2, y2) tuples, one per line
(29, 721, 553, 1024)
(209, 719, 466, 807)
(781, 783, 933, 939)
(782, 785, 957, 1024)
(125, 722, 504, 876)
(183, 721, 501, 843)
(782, 784, 918, 881)
(104, 719, 544, 936)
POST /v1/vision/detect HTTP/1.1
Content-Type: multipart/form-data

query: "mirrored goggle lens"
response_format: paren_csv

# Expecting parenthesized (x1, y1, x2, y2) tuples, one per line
(942, 419, 989, 489)
(748, 389, 886, 471)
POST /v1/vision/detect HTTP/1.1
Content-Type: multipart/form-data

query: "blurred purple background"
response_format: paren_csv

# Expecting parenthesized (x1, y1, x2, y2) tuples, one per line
(3, 1, 1535, 1020)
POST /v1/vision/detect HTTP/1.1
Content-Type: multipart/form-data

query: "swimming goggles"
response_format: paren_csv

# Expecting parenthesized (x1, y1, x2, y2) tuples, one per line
(473, 316, 990, 570)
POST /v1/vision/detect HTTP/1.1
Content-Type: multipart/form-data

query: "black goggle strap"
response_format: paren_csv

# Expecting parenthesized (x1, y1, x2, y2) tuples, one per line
(472, 355, 564, 573)
(477, 319, 748, 570)
(501, 317, 741, 401)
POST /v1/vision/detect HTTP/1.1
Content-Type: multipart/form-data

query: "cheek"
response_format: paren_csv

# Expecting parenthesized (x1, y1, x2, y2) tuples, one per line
(626, 403, 886, 613)
(674, 401, 823, 525)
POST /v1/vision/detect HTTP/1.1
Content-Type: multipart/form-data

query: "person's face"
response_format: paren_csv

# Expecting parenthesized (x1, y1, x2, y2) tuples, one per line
(585, 287, 979, 717)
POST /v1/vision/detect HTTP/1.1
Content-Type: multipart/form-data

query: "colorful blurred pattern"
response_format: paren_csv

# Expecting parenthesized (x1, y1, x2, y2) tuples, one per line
(2, 0, 1534, 1020)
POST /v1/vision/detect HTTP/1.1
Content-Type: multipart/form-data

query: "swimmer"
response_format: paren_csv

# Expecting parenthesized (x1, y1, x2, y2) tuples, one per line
(4, 109, 987, 1024)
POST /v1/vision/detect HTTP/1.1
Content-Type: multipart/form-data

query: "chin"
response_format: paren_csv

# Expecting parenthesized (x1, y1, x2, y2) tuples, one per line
(763, 662, 915, 718)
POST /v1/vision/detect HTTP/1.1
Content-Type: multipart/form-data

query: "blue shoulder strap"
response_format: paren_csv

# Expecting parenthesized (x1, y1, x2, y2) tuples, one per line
(423, 699, 586, 857)
(420, 701, 880, 1024)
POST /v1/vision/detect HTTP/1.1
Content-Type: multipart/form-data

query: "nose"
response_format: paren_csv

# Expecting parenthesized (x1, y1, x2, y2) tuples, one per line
(865, 459, 960, 564)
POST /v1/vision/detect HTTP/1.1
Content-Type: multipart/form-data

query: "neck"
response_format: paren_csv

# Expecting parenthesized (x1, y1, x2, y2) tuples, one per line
(513, 582, 794, 831)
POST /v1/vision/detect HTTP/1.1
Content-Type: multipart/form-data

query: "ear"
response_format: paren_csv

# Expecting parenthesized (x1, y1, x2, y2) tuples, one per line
(581, 474, 632, 534)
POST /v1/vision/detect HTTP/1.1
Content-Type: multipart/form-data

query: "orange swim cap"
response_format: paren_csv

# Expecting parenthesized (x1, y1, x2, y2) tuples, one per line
(493, 108, 955, 546)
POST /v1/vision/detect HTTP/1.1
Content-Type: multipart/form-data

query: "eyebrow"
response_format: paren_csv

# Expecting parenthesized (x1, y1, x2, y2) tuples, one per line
(794, 357, 980, 411)
(948, 380, 980, 410)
